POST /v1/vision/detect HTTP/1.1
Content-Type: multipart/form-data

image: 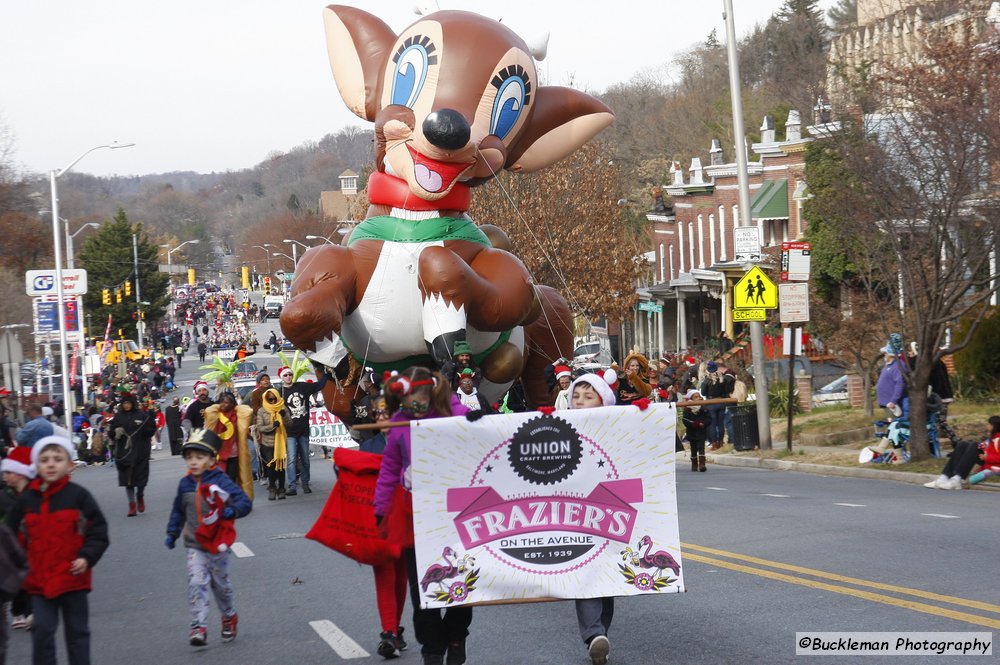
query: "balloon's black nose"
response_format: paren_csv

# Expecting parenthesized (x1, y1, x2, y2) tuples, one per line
(422, 109, 470, 150)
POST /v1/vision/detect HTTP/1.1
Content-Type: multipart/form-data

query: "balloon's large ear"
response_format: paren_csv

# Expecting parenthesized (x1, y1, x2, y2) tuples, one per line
(323, 5, 398, 121)
(506, 87, 614, 173)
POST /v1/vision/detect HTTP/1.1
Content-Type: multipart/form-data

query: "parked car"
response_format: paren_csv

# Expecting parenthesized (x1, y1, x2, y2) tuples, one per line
(813, 375, 849, 407)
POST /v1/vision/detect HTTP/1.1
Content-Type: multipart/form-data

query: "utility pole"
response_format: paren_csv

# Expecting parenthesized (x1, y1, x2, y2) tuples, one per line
(133, 233, 144, 348)
(724, 0, 771, 448)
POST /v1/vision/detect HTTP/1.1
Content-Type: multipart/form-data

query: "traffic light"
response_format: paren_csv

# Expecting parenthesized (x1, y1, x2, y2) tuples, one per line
(115, 289, 122, 304)
(124, 280, 132, 297)
(102, 289, 111, 305)
(263, 276, 271, 294)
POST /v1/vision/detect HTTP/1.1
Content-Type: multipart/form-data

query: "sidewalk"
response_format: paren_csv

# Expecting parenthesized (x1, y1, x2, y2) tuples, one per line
(705, 443, 1000, 492)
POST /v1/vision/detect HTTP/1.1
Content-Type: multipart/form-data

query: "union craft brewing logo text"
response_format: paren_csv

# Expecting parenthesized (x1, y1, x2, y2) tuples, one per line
(447, 415, 645, 570)
(508, 416, 582, 485)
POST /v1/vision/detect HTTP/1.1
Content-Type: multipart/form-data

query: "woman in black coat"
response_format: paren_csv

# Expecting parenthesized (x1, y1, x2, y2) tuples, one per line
(108, 394, 158, 517)
(164, 398, 184, 455)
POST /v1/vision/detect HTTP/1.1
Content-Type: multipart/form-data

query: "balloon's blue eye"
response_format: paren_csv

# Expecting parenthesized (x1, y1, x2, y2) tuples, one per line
(490, 65, 531, 139)
(391, 35, 437, 108)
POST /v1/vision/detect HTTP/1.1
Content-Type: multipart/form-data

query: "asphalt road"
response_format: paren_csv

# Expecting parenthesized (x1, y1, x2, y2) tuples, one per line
(8, 316, 998, 664)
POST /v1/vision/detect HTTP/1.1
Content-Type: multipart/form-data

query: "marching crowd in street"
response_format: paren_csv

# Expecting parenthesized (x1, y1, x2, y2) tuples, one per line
(3, 289, 1000, 665)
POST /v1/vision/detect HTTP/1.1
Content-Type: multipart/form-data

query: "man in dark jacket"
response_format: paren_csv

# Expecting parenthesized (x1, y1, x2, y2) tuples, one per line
(276, 366, 328, 495)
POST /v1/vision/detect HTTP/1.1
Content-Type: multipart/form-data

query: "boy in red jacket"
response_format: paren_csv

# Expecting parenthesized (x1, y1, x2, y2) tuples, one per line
(6, 435, 109, 665)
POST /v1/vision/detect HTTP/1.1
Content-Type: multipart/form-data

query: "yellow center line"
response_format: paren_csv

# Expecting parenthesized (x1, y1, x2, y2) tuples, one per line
(682, 553, 1000, 631)
(682, 542, 1000, 616)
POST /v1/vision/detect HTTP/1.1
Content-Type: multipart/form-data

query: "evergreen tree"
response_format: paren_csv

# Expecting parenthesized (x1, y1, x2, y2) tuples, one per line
(77, 208, 170, 342)
(826, 0, 858, 34)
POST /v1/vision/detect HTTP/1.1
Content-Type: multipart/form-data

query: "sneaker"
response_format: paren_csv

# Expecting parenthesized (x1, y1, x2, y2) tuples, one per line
(394, 626, 407, 652)
(285, 489, 298, 496)
(21, 614, 32, 630)
(588, 635, 610, 665)
(924, 474, 948, 488)
(221, 613, 238, 642)
(10, 615, 26, 630)
(446, 639, 466, 665)
(302, 483, 312, 494)
(943, 475, 964, 490)
(189, 627, 208, 647)
(377, 631, 399, 659)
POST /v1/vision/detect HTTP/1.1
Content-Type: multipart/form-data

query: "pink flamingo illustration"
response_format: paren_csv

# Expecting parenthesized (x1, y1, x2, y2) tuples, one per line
(637, 535, 681, 576)
(421, 546, 460, 592)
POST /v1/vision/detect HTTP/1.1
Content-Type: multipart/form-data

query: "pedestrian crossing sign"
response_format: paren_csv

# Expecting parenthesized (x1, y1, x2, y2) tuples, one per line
(733, 266, 777, 309)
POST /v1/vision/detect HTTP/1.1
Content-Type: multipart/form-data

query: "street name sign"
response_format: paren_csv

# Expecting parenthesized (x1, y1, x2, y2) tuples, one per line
(733, 266, 777, 309)
(733, 308, 767, 322)
(25, 269, 88, 296)
(779, 283, 810, 323)
(733, 226, 763, 263)
(637, 301, 663, 313)
(780, 241, 812, 281)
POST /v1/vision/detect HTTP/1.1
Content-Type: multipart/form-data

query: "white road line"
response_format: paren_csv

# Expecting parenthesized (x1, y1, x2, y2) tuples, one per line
(230, 542, 254, 558)
(760, 493, 790, 498)
(921, 513, 960, 519)
(834, 503, 866, 507)
(309, 620, 370, 659)
(705, 487, 728, 491)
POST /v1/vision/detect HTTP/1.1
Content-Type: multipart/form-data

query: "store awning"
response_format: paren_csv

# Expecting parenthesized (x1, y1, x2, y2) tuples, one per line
(750, 178, 788, 219)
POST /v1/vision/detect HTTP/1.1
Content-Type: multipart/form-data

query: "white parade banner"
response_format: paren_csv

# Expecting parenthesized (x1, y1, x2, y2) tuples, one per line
(309, 407, 355, 448)
(411, 403, 683, 609)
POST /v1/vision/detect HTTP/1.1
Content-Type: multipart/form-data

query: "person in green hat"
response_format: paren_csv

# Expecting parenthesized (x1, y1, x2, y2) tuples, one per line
(441, 340, 479, 391)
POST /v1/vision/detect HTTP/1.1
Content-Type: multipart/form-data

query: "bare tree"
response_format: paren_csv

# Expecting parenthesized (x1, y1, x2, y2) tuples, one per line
(808, 5, 1000, 458)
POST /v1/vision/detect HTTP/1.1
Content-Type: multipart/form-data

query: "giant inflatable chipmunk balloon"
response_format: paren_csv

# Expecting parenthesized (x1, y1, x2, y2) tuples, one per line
(280, 5, 613, 421)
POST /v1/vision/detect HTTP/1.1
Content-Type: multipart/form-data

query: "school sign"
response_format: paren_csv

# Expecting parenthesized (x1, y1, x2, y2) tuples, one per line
(410, 405, 684, 608)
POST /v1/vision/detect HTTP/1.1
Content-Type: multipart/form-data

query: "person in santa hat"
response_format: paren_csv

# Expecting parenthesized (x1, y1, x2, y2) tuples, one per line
(1, 446, 35, 631)
(552, 365, 573, 410)
(185, 381, 215, 431)
(165, 429, 252, 648)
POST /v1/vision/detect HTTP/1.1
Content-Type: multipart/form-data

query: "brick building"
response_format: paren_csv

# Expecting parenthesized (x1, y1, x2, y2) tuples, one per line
(637, 109, 826, 357)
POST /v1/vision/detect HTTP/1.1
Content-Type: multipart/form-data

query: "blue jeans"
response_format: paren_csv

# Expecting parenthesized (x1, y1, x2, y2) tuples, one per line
(706, 405, 725, 444)
(32, 591, 91, 665)
(724, 408, 735, 444)
(285, 434, 310, 490)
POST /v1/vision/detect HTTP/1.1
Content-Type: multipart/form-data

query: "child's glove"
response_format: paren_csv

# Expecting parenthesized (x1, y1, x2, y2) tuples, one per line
(164, 535, 176, 550)
(222, 507, 236, 520)
(114, 427, 126, 438)
(633, 398, 651, 411)
(537, 406, 555, 415)
(465, 410, 486, 422)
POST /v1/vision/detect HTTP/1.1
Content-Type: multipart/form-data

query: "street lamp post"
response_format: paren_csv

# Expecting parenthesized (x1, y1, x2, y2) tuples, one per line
(162, 239, 201, 284)
(252, 244, 272, 277)
(50, 142, 134, 430)
(272, 251, 295, 264)
(283, 239, 308, 266)
(305, 234, 334, 245)
(66, 222, 100, 270)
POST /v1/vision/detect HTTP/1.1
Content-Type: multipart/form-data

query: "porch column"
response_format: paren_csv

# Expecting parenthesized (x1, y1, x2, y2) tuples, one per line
(677, 294, 688, 352)
(657, 305, 665, 359)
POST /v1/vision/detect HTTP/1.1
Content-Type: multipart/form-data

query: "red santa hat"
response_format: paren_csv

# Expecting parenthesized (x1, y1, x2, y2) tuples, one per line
(555, 365, 572, 380)
(278, 366, 293, 379)
(193, 380, 209, 395)
(194, 483, 237, 553)
(1, 446, 36, 479)
(568, 369, 618, 408)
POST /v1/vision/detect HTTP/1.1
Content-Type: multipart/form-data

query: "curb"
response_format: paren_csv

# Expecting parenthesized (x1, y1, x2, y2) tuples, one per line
(706, 453, 1000, 491)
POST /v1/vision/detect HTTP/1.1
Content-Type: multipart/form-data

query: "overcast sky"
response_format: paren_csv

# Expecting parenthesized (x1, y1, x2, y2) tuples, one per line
(1, 1, 836, 177)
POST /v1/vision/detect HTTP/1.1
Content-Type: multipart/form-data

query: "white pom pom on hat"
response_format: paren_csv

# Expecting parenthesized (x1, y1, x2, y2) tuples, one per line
(568, 370, 618, 408)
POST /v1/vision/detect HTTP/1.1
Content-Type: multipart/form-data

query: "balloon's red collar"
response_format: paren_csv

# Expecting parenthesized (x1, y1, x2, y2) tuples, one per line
(368, 171, 471, 212)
